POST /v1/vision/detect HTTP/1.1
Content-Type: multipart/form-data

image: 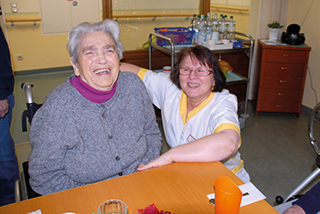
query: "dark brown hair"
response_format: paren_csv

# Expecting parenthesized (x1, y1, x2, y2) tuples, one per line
(170, 45, 226, 92)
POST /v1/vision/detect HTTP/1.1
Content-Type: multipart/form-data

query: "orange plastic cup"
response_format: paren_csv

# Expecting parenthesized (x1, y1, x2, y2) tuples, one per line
(214, 176, 242, 214)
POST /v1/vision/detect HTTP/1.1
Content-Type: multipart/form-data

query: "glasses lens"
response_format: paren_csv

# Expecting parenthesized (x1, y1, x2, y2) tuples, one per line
(179, 68, 190, 75)
(197, 68, 213, 76)
(196, 69, 208, 77)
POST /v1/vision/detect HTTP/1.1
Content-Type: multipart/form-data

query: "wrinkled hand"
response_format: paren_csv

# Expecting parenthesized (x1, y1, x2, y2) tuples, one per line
(137, 154, 173, 171)
(0, 99, 9, 118)
(282, 205, 305, 214)
(134, 164, 145, 173)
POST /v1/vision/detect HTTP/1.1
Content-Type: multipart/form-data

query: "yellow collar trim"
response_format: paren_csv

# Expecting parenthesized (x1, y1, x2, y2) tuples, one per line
(137, 68, 148, 80)
(180, 91, 215, 124)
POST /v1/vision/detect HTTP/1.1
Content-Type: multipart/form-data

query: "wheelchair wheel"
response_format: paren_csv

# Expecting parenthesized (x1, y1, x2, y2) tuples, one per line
(308, 103, 320, 156)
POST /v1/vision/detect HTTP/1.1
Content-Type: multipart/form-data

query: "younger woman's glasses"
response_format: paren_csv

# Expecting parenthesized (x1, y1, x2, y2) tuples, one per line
(179, 67, 213, 77)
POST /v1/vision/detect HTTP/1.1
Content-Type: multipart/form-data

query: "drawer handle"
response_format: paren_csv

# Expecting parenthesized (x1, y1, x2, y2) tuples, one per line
(282, 54, 291, 57)
(277, 93, 285, 96)
(279, 80, 287, 83)
(276, 105, 283, 108)
(280, 67, 289, 70)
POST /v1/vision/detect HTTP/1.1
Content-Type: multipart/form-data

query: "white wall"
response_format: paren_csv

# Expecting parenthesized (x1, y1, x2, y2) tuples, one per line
(287, 0, 320, 109)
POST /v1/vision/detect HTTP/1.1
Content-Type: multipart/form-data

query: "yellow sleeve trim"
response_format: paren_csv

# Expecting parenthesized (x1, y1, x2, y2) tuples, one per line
(230, 160, 244, 174)
(214, 123, 241, 148)
(137, 68, 148, 80)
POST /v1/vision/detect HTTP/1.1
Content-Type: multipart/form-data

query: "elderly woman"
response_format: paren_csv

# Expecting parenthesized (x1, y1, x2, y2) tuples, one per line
(28, 19, 162, 195)
(120, 45, 250, 183)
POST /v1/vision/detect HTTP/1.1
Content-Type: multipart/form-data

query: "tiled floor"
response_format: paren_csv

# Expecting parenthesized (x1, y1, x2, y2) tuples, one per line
(15, 142, 31, 174)
(13, 70, 320, 206)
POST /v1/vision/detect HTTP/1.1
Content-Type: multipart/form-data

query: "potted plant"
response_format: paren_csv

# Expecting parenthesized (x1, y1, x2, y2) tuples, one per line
(268, 21, 284, 43)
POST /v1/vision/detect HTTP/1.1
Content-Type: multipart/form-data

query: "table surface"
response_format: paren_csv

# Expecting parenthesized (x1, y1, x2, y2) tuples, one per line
(0, 162, 279, 214)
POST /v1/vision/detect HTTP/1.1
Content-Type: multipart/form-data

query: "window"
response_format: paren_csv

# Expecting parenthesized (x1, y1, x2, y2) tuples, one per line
(101, 0, 250, 51)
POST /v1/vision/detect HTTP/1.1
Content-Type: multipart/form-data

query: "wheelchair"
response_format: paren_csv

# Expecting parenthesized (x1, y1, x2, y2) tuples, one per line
(275, 102, 320, 204)
(15, 82, 42, 202)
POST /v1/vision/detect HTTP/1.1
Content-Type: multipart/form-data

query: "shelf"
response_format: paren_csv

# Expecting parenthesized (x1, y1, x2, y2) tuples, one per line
(226, 72, 248, 86)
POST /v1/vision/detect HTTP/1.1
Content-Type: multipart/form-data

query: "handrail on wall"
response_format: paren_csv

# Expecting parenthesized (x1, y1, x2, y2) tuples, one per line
(210, 5, 249, 13)
(113, 4, 249, 20)
(5, 18, 41, 27)
(113, 14, 194, 21)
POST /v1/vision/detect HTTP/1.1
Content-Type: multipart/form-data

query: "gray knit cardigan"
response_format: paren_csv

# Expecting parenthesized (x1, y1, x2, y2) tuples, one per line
(28, 72, 162, 195)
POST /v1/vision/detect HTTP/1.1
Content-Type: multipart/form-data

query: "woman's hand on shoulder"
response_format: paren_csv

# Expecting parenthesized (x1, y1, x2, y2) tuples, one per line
(119, 62, 141, 75)
(137, 154, 174, 171)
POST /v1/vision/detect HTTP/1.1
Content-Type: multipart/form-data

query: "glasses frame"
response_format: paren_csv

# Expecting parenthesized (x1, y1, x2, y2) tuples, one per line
(179, 67, 213, 77)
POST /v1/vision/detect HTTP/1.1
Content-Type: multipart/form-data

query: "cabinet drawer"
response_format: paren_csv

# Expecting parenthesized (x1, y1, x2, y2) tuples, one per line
(257, 100, 300, 113)
(262, 49, 309, 64)
(259, 76, 304, 89)
(258, 88, 302, 102)
(260, 62, 306, 76)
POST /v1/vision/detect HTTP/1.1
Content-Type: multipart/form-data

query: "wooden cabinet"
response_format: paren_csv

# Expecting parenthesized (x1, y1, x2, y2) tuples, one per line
(255, 40, 311, 117)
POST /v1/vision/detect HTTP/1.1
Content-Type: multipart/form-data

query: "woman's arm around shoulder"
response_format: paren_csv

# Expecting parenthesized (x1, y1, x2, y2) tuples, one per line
(120, 62, 142, 75)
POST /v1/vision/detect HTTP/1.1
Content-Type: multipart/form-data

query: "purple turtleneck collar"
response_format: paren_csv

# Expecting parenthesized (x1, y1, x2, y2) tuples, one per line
(70, 76, 117, 104)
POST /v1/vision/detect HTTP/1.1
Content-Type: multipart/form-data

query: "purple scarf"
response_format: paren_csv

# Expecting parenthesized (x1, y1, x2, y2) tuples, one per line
(70, 76, 117, 103)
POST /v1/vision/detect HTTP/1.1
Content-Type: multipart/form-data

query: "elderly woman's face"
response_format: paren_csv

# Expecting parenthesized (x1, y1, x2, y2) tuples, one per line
(179, 55, 215, 103)
(71, 31, 120, 91)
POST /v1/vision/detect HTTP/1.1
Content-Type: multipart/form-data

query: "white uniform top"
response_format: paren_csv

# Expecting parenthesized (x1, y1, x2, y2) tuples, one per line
(138, 69, 244, 174)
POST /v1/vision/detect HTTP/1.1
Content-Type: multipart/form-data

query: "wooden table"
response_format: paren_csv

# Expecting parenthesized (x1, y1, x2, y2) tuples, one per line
(0, 162, 279, 214)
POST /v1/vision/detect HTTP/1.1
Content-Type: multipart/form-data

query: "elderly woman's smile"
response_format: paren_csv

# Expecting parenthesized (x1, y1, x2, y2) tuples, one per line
(71, 31, 120, 91)
(94, 68, 111, 74)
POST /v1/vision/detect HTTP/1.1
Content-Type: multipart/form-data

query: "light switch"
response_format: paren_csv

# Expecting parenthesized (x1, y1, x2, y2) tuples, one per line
(11, 2, 17, 13)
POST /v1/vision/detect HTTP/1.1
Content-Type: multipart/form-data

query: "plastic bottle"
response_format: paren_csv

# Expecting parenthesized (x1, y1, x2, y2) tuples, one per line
(197, 15, 206, 45)
(228, 16, 236, 41)
(219, 15, 227, 40)
(190, 14, 197, 29)
(211, 13, 219, 41)
(205, 13, 212, 41)
(192, 15, 201, 44)
(203, 14, 208, 28)
(196, 14, 206, 44)
(224, 15, 230, 39)
(189, 14, 197, 42)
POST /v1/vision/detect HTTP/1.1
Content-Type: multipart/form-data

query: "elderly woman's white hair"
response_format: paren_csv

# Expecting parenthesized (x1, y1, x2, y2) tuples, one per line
(67, 19, 124, 65)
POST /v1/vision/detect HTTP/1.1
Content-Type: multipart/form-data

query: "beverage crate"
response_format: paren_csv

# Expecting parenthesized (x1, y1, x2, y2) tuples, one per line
(154, 27, 195, 46)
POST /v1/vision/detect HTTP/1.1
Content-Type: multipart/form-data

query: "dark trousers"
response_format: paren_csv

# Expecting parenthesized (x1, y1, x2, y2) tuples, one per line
(0, 93, 19, 206)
